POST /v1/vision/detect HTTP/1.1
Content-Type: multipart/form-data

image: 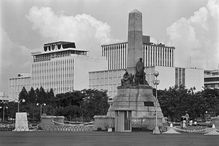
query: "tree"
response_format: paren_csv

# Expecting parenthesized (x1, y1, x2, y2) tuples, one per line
(201, 88, 219, 116)
(157, 86, 219, 122)
(19, 87, 28, 103)
(28, 87, 36, 104)
(81, 89, 109, 121)
(7, 101, 17, 119)
(54, 89, 109, 121)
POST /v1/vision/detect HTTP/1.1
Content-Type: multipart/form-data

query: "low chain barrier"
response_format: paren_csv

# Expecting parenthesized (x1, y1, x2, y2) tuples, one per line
(46, 120, 94, 132)
(172, 126, 218, 134)
(0, 127, 14, 131)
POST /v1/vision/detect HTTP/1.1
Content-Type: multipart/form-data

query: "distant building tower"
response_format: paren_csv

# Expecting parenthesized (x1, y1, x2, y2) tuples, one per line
(9, 73, 31, 101)
(31, 41, 107, 94)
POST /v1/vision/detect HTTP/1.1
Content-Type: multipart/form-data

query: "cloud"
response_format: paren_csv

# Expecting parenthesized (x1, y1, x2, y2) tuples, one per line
(0, 27, 32, 93)
(167, 0, 219, 69)
(26, 6, 113, 56)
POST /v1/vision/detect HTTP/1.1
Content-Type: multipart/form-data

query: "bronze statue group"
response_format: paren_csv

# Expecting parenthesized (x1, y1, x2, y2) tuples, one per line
(121, 58, 148, 87)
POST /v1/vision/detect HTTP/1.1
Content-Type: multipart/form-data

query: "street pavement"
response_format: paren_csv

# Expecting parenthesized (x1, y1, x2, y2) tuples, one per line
(0, 131, 219, 146)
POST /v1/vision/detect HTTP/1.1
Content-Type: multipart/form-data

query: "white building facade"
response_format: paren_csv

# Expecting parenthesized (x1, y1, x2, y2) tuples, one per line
(0, 92, 9, 102)
(146, 66, 204, 91)
(89, 66, 204, 98)
(8, 73, 31, 101)
(32, 41, 107, 94)
(89, 69, 124, 97)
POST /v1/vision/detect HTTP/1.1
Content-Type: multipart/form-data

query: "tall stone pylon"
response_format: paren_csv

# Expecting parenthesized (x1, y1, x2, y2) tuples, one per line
(127, 9, 143, 74)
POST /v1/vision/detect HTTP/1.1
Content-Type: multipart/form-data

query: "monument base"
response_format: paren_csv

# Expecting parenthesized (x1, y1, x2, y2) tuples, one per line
(153, 126, 161, 134)
(109, 85, 164, 130)
(14, 112, 29, 131)
(211, 116, 219, 129)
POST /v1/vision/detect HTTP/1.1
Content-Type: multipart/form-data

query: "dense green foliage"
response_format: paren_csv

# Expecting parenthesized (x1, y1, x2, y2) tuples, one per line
(2, 85, 219, 123)
(3, 87, 109, 122)
(156, 86, 219, 121)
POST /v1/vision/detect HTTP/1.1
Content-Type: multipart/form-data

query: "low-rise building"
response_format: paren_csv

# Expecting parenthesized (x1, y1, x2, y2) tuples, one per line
(89, 66, 204, 98)
(204, 69, 219, 89)
(146, 66, 204, 91)
(8, 73, 31, 101)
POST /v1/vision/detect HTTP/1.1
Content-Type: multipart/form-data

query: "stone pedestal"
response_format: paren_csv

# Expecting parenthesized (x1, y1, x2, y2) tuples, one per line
(108, 85, 164, 130)
(94, 115, 114, 131)
(211, 116, 219, 129)
(14, 112, 29, 131)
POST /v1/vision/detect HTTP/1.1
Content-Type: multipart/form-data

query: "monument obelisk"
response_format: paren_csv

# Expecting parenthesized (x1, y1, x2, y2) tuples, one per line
(127, 9, 143, 75)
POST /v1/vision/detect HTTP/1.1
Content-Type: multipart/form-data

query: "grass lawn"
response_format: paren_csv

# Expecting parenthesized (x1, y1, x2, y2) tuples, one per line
(0, 131, 219, 146)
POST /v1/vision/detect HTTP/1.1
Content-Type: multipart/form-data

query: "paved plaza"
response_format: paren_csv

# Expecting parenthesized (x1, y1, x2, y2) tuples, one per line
(0, 131, 219, 146)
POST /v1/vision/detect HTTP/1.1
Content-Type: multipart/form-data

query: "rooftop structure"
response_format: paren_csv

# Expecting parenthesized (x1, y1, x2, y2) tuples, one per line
(32, 41, 87, 62)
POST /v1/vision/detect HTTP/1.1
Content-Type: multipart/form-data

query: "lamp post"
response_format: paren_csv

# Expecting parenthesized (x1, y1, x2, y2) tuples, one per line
(17, 99, 25, 113)
(153, 71, 161, 134)
(0, 101, 8, 122)
(36, 103, 46, 118)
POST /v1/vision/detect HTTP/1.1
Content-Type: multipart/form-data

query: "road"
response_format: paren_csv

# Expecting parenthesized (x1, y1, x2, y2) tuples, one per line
(0, 131, 218, 146)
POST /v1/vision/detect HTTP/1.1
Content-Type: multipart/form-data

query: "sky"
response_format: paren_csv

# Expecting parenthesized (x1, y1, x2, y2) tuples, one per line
(0, 0, 219, 94)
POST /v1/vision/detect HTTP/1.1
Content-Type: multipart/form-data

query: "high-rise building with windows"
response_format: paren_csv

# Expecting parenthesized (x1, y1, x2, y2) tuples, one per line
(31, 41, 107, 94)
(101, 36, 175, 71)
(204, 69, 219, 89)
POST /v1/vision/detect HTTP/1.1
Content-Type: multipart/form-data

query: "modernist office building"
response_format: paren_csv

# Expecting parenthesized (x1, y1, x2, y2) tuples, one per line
(31, 41, 107, 95)
(8, 73, 31, 101)
(8, 41, 107, 100)
(204, 69, 219, 89)
(101, 35, 175, 70)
